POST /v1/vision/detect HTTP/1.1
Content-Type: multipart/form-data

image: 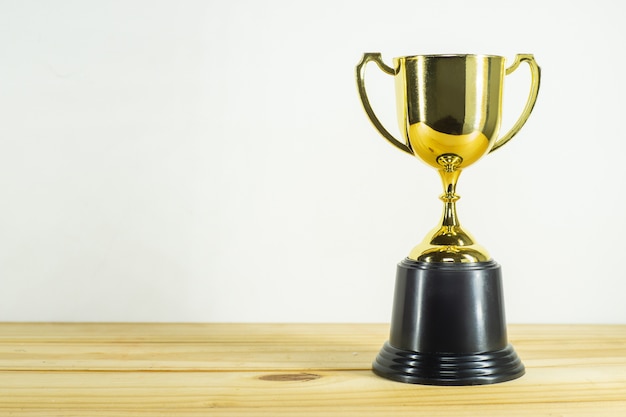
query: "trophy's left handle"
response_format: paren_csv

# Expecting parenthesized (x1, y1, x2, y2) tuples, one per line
(490, 54, 541, 153)
(356, 53, 413, 155)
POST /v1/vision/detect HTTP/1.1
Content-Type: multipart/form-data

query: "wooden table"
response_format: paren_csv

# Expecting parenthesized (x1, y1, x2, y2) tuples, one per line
(0, 323, 625, 416)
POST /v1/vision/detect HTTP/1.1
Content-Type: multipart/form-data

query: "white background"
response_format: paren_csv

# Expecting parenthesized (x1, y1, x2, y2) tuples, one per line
(1, 0, 624, 323)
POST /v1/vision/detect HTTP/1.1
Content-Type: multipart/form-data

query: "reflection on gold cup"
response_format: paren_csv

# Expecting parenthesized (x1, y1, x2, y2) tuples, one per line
(357, 53, 540, 262)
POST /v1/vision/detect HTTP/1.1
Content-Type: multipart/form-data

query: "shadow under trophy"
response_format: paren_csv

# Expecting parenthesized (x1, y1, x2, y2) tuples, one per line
(356, 53, 540, 385)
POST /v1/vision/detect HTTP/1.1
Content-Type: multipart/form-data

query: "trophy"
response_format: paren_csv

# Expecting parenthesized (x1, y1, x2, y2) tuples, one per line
(356, 53, 540, 385)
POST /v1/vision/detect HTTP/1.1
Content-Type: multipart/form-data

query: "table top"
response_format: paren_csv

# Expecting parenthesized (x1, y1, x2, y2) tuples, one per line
(0, 323, 625, 416)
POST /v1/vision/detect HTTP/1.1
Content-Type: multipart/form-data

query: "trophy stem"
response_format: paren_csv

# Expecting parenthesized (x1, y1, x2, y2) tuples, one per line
(438, 163, 461, 229)
(430, 154, 471, 247)
(408, 154, 490, 262)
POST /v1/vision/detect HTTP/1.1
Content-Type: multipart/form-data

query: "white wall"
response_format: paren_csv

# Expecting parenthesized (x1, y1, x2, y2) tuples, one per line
(1, 0, 624, 323)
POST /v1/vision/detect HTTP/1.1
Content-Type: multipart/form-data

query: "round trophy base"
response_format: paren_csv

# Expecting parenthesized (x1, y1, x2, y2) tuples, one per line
(373, 341, 524, 386)
(372, 258, 524, 385)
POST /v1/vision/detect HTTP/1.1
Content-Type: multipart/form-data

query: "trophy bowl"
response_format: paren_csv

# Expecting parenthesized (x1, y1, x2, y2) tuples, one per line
(356, 52, 540, 385)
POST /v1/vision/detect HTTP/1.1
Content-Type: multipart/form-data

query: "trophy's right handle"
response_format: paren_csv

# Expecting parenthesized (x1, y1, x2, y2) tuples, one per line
(356, 53, 413, 155)
(490, 54, 541, 153)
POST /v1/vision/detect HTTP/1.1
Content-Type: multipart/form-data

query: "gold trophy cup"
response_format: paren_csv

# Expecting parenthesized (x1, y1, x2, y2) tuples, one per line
(356, 53, 540, 385)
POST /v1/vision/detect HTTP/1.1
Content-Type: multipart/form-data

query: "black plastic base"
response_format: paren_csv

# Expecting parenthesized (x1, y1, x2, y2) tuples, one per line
(373, 258, 524, 385)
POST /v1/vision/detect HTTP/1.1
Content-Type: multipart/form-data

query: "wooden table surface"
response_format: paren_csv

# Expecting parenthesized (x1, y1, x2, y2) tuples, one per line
(0, 323, 625, 416)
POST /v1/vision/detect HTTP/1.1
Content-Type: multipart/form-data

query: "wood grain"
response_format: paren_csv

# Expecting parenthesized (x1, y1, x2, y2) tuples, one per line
(0, 323, 625, 416)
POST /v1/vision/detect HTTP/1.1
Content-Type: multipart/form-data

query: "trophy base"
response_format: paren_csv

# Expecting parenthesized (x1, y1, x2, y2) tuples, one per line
(372, 259, 524, 385)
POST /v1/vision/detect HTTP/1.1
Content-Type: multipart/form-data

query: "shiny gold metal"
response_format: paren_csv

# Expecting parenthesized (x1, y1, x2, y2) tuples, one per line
(356, 53, 540, 263)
